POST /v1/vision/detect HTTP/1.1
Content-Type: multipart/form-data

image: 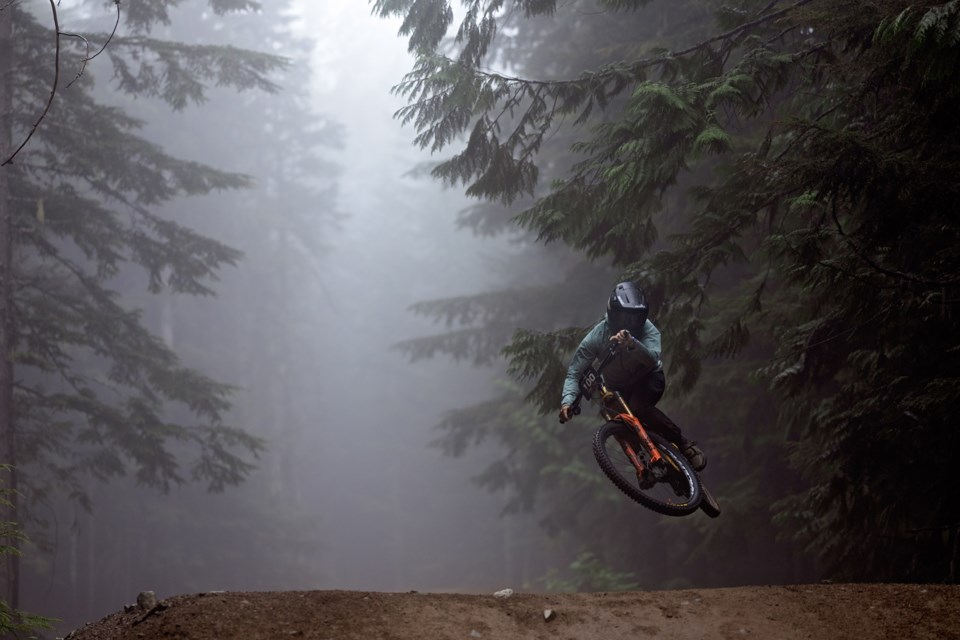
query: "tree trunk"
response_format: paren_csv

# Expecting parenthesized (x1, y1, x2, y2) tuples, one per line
(0, 1, 20, 612)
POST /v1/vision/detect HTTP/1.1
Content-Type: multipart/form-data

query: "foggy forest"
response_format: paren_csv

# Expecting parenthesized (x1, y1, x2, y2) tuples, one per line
(0, 0, 958, 636)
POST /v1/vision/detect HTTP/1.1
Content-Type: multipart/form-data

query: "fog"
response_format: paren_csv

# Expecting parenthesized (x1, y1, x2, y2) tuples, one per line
(17, 1, 552, 629)
(285, 1, 521, 589)
(10, 0, 958, 632)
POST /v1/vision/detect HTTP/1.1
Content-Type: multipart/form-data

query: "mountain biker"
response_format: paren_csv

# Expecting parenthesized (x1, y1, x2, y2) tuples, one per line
(558, 281, 707, 471)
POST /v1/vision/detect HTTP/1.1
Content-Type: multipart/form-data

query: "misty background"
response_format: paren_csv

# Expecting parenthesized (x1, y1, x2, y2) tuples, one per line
(8, 0, 959, 634)
(18, 1, 553, 630)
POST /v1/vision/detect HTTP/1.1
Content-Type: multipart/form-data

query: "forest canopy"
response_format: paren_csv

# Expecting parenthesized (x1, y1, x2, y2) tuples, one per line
(380, 0, 960, 584)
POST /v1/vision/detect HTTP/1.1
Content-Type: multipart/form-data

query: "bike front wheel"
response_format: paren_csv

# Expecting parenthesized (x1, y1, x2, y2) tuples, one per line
(593, 421, 702, 516)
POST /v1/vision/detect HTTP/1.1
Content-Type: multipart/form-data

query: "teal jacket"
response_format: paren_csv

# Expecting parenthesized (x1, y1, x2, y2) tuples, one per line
(560, 317, 663, 407)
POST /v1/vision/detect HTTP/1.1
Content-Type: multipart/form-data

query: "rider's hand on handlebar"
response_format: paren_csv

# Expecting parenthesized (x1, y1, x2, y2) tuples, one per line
(609, 329, 635, 351)
(558, 404, 574, 424)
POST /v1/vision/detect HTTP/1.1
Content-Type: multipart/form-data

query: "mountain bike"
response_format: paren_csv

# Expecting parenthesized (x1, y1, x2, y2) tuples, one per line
(569, 343, 721, 518)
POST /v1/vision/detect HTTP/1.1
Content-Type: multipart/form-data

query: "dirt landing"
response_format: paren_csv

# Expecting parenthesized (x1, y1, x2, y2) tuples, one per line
(68, 583, 960, 640)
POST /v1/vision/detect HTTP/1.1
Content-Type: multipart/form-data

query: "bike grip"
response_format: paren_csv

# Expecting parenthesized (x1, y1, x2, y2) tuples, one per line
(570, 392, 583, 415)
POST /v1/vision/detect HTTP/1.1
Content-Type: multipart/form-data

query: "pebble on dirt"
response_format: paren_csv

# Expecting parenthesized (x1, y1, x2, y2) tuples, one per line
(493, 589, 514, 599)
(543, 609, 556, 622)
(137, 592, 158, 611)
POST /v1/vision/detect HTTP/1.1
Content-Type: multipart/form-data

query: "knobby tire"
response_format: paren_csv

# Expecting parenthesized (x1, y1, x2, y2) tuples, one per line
(593, 421, 702, 516)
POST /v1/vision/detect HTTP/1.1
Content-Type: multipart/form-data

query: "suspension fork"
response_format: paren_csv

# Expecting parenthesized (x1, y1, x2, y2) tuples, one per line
(601, 388, 663, 473)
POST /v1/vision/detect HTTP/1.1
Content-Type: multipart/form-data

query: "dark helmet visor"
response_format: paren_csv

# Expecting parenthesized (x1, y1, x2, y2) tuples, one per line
(608, 308, 647, 333)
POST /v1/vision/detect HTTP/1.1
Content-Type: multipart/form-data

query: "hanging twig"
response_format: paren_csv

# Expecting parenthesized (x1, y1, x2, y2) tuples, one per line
(2, 0, 121, 165)
(2, 0, 61, 166)
(60, 31, 93, 86)
(65, 0, 121, 88)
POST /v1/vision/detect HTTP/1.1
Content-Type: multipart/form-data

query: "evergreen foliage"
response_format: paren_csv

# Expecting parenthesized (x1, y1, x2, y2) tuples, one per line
(16, 0, 345, 620)
(0, 467, 54, 636)
(383, 0, 960, 583)
(4, 2, 283, 511)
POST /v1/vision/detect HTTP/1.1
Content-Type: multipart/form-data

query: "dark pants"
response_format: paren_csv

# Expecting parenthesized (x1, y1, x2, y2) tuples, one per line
(618, 370, 687, 446)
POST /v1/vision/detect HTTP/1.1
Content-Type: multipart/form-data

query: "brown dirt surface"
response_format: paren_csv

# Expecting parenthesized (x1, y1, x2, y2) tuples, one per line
(67, 583, 960, 640)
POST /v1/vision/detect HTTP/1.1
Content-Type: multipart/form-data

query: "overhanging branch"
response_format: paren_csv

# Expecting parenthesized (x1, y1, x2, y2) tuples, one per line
(2, 0, 121, 166)
(2, 0, 61, 167)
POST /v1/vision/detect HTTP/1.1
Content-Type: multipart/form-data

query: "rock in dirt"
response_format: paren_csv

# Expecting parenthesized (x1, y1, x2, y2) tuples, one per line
(136, 592, 158, 611)
(492, 588, 514, 599)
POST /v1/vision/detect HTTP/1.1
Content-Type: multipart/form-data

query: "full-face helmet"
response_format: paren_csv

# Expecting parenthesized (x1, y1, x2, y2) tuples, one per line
(606, 281, 649, 334)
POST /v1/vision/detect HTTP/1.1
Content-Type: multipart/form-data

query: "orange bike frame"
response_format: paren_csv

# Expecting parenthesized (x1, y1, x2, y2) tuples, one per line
(596, 386, 663, 474)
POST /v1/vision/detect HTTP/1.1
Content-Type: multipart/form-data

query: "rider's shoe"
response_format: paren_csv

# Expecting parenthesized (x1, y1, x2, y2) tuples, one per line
(681, 441, 707, 471)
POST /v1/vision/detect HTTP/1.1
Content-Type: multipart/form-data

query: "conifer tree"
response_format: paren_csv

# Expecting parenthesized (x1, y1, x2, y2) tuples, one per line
(25, 0, 346, 616)
(0, 0, 285, 606)
(390, 0, 758, 588)
(380, 0, 960, 582)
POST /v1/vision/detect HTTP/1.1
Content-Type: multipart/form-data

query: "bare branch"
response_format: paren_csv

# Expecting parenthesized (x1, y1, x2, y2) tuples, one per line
(60, 31, 92, 88)
(3, 0, 122, 164)
(2, 0, 61, 166)
(66, 0, 121, 88)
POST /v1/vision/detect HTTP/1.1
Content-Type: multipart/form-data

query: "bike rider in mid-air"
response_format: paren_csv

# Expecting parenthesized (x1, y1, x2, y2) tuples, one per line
(558, 281, 707, 471)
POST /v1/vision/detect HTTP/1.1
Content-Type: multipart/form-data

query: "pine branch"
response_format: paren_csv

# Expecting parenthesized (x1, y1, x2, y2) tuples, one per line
(439, 0, 818, 89)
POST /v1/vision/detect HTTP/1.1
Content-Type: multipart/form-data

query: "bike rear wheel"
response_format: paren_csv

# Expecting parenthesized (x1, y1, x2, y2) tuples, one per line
(593, 421, 702, 516)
